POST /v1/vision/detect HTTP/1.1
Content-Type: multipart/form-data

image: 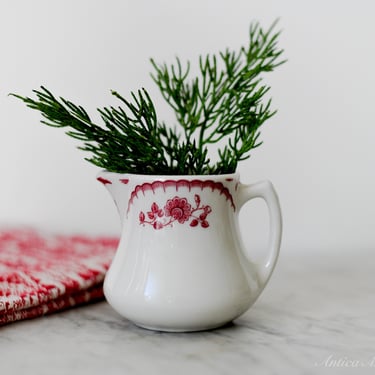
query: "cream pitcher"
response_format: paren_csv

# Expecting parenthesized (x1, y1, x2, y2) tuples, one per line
(97, 172, 282, 332)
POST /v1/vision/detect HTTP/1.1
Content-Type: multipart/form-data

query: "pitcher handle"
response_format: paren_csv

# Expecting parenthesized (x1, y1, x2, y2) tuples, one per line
(238, 180, 282, 288)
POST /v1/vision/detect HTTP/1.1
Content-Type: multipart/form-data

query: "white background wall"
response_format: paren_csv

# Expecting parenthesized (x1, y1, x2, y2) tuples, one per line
(1, 1, 374, 253)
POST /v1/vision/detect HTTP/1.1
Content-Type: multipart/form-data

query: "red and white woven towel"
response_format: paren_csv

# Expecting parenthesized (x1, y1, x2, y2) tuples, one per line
(0, 228, 118, 325)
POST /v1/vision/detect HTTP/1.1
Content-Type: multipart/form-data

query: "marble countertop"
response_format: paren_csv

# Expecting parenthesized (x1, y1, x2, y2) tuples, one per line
(1, 250, 374, 375)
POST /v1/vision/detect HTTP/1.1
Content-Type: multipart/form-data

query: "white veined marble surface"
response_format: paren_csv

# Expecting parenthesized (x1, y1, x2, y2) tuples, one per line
(1, 250, 374, 375)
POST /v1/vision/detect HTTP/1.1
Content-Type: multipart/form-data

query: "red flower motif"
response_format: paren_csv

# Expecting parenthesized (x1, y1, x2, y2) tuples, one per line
(147, 202, 164, 220)
(138, 194, 212, 230)
(201, 220, 209, 228)
(164, 197, 192, 224)
(194, 194, 200, 207)
(190, 219, 199, 227)
(153, 221, 163, 230)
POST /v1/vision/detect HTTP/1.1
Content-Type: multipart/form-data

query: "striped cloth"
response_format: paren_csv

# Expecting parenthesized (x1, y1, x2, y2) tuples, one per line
(0, 228, 118, 325)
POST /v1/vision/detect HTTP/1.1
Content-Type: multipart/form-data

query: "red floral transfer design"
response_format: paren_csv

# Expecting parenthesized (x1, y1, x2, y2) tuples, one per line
(139, 194, 212, 229)
(128, 179, 236, 213)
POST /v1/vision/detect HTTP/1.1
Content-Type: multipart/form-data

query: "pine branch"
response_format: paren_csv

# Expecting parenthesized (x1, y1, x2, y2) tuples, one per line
(151, 20, 285, 173)
(11, 87, 172, 174)
(11, 20, 285, 175)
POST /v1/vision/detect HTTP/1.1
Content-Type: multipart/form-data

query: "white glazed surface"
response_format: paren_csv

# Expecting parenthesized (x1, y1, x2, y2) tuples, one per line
(98, 172, 282, 331)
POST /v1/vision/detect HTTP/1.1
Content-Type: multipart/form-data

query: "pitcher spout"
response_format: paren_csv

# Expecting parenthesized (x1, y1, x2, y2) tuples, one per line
(97, 171, 130, 224)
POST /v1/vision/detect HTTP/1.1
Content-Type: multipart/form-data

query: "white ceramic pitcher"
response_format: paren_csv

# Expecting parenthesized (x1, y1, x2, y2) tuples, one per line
(97, 172, 282, 332)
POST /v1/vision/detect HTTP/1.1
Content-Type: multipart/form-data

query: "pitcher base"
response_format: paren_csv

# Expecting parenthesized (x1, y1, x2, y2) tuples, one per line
(133, 320, 234, 333)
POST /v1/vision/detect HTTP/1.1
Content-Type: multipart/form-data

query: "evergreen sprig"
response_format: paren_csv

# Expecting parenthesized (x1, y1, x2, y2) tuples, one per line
(12, 20, 285, 175)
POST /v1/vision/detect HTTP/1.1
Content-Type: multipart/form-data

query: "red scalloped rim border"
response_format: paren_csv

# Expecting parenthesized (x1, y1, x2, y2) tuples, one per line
(128, 179, 236, 212)
(97, 177, 112, 185)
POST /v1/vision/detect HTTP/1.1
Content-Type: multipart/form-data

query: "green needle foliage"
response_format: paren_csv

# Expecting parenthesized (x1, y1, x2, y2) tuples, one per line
(12, 20, 285, 175)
